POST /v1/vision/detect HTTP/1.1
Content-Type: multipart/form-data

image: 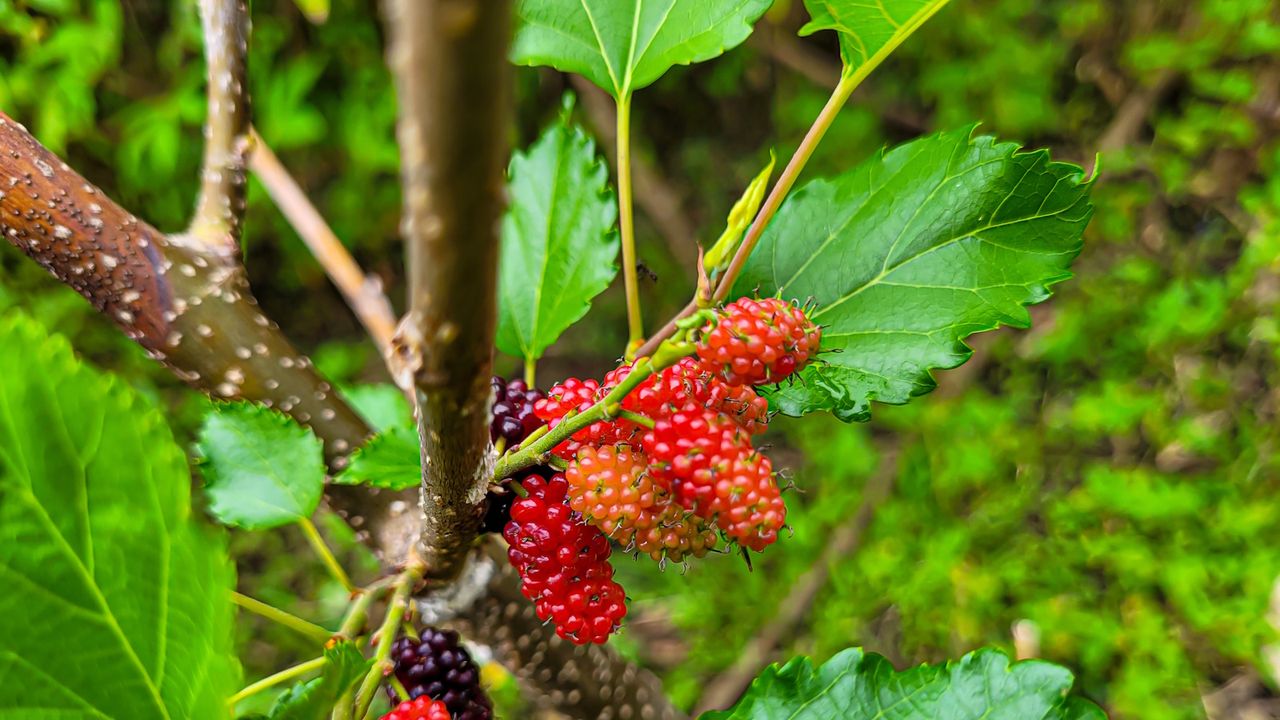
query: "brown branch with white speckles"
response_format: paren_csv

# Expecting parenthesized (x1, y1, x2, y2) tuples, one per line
(0, 111, 683, 720)
(382, 0, 511, 584)
(190, 0, 250, 251)
(248, 128, 398, 356)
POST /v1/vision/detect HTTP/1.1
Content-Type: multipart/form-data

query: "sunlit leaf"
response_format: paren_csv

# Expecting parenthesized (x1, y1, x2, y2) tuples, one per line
(197, 401, 326, 529)
(333, 427, 421, 492)
(0, 314, 240, 717)
(497, 112, 619, 364)
(703, 647, 1105, 719)
(732, 127, 1094, 421)
(801, 0, 952, 79)
(513, 0, 772, 99)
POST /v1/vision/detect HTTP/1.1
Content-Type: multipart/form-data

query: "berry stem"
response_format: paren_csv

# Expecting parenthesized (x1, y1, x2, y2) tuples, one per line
(228, 655, 328, 707)
(633, 71, 859, 358)
(616, 409, 655, 429)
(352, 560, 427, 720)
(300, 516, 357, 593)
(493, 345, 689, 479)
(330, 576, 398, 720)
(229, 590, 333, 644)
(616, 93, 645, 355)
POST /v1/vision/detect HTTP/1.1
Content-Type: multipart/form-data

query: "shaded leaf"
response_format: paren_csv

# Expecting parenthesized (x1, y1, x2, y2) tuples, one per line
(267, 642, 371, 720)
(732, 127, 1093, 421)
(343, 383, 413, 433)
(0, 314, 240, 718)
(801, 0, 952, 77)
(333, 427, 421, 491)
(513, 0, 772, 98)
(703, 647, 1105, 719)
(497, 113, 619, 364)
(197, 401, 326, 529)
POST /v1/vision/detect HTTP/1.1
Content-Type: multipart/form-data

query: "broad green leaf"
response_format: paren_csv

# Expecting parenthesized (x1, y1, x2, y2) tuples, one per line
(343, 383, 413, 433)
(266, 642, 371, 720)
(702, 647, 1105, 719)
(0, 314, 240, 718)
(706, 152, 776, 271)
(497, 114, 619, 364)
(732, 127, 1094, 421)
(333, 427, 421, 491)
(513, 0, 772, 99)
(197, 401, 327, 529)
(801, 0, 951, 81)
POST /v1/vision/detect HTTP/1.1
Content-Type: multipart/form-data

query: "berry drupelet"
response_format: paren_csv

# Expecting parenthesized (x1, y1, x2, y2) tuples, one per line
(386, 627, 492, 720)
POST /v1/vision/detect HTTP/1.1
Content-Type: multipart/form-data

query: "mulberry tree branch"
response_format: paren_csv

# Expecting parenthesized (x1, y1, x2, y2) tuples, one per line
(190, 0, 251, 251)
(248, 128, 398, 355)
(0, 111, 682, 720)
(382, 0, 512, 583)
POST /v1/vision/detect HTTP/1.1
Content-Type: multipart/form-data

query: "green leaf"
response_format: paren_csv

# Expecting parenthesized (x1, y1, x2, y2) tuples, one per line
(497, 113, 620, 364)
(513, 0, 773, 99)
(333, 427, 421, 491)
(267, 642, 371, 720)
(342, 383, 413, 433)
(0, 314, 240, 718)
(702, 647, 1106, 720)
(197, 401, 327, 529)
(731, 127, 1094, 421)
(291, 0, 329, 24)
(800, 0, 951, 80)
(706, 151, 775, 271)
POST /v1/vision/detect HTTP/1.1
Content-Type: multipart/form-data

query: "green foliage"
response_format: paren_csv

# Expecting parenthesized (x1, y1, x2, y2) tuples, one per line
(733, 128, 1094, 421)
(703, 648, 1103, 720)
(0, 314, 240, 718)
(334, 427, 421, 491)
(498, 107, 620, 365)
(512, 0, 772, 98)
(342, 383, 413, 433)
(197, 402, 327, 529)
(801, 0, 951, 76)
(266, 642, 371, 720)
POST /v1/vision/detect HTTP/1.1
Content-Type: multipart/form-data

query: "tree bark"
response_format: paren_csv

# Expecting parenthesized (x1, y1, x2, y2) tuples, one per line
(382, 0, 512, 583)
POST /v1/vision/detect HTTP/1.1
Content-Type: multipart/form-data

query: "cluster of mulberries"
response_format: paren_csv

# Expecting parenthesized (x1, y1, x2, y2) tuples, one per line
(492, 298, 820, 645)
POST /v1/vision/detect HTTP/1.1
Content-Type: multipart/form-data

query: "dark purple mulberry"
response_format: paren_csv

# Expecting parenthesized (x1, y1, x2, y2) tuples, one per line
(387, 627, 492, 720)
(490, 376, 545, 447)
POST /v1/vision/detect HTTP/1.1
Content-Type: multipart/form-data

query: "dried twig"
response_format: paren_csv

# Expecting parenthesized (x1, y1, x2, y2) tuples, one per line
(248, 128, 398, 355)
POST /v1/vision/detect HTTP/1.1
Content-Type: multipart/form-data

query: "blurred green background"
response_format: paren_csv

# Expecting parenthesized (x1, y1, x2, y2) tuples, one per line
(3, 1, 1280, 718)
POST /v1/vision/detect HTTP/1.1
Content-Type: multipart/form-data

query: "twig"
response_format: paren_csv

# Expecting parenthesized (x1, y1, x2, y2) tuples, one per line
(1095, 68, 1177, 153)
(230, 590, 333, 643)
(229, 655, 328, 707)
(299, 517, 357, 593)
(248, 129, 398, 355)
(352, 561, 425, 719)
(190, 0, 251, 251)
(382, 0, 513, 582)
(693, 449, 899, 714)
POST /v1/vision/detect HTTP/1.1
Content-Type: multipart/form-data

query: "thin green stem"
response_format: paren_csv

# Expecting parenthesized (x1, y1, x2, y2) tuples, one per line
(713, 73, 858, 303)
(524, 359, 537, 387)
(616, 93, 644, 354)
(617, 409, 655, 429)
(230, 591, 332, 644)
(634, 72, 860, 358)
(300, 517, 356, 593)
(229, 655, 327, 707)
(330, 577, 394, 720)
(353, 562, 426, 720)
(494, 352, 670, 479)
